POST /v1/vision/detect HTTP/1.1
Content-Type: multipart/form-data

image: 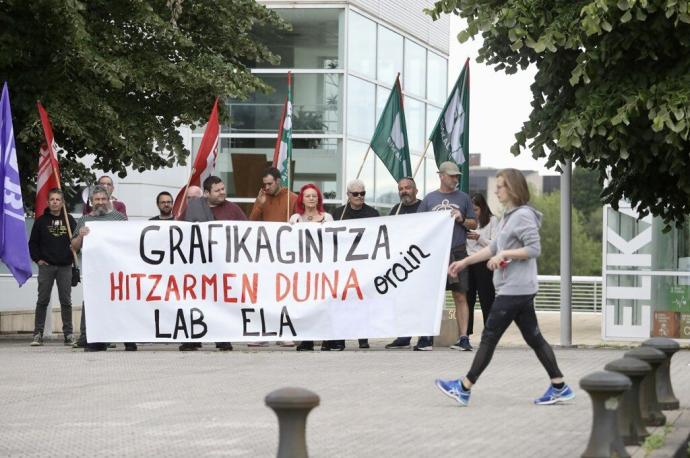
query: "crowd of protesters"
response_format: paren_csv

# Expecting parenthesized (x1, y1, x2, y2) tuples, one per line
(28, 164, 502, 354)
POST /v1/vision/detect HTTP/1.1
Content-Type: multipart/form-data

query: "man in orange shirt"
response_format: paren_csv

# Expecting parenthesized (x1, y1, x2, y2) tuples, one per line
(248, 167, 298, 347)
(249, 167, 297, 223)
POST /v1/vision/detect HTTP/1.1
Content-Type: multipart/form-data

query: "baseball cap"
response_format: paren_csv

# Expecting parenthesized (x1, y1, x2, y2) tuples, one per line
(438, 161, 461, 176)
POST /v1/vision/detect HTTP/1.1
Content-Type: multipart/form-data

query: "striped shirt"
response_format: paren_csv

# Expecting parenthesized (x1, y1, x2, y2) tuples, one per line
(72, 211, 128, 257)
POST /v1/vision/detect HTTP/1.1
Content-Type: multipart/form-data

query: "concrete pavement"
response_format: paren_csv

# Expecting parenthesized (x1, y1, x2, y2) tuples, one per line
(1, 314, 689, 457)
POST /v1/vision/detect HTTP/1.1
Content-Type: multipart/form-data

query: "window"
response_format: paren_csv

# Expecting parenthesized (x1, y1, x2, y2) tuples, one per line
(348, 12, 376, 78)
(347, 76, 375, 140)
(405, 97, 425, 152)
(346, 139, 374, 194)
(200, 138, 343, 199)
(426, 105, 441, 138)
(377, 26, 403, 84)
(375, 159, 399, 204)
(227, 74, 342, 134)
(376, 85, 391, 122)
(427, 52, 448, 105)
(251, 9, 344, 69)
(404, 40, 426, 97)
(423, 157, 439, 197)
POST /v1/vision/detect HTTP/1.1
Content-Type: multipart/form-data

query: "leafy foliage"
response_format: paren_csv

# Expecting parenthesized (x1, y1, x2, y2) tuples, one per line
(0, 0, 285, 208)
(532, 191, 601, 276)
(427, 0, 690, 226)
(573, 166, 604, 240)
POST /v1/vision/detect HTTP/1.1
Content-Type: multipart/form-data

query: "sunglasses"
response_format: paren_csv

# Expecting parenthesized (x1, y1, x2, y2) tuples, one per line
(349, 191, 366, 197)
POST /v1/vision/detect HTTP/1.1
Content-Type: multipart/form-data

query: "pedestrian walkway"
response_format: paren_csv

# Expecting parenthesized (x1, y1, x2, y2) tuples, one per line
(1, 329, 688, 456)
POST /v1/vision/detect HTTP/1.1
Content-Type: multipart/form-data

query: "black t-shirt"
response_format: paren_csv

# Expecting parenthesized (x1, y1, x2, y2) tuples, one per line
(389, 200, 421, 215)
(149, 215, 174, 221)
(331, 203, 380, 221)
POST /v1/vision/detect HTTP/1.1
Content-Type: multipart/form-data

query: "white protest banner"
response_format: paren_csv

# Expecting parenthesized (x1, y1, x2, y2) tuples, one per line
(82, 212, 453, 342)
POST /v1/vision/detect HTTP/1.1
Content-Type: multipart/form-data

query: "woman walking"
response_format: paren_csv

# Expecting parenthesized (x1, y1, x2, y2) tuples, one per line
(435, 168, 575, 406)
(290, 184, 334, 351)
(463, 193, 497, 339)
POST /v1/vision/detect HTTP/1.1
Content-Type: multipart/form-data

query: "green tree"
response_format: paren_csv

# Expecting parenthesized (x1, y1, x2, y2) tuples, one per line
(0, 0, 285, 206)
(531, 191, 601, 276)
(572, 166, 604, 241)
(573, 167, 603, 220)
(427, 1, 690, 226)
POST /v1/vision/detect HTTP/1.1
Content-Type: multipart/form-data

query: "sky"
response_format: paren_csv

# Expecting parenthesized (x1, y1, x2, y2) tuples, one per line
(448, 17, 556, 175)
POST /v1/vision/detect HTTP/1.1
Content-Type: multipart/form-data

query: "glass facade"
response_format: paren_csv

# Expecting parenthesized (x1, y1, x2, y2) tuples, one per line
(348, 12, 377, 78)
(344, 10, 447, 204)
(189, 6, 448, 209)
(376, 26, 403, 84)
(404, 40, 426, 98)
(347, 76, 376, 140)
(227, 74, 342, 135)
(252, 9, 344, 69)
(427, 52, 448, 105)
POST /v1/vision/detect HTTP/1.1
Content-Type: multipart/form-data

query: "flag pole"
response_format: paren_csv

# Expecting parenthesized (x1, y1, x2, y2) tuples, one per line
(285, 72, 293, 222)
(395, 140, 431, 216)
(50, 167, 79, 267)
(174, 167, 197, 219)
(36, 102, 79, 266)
(286, 157, 291, 222)
(412, 140, 431, 179)
(355, 145, 372, 179)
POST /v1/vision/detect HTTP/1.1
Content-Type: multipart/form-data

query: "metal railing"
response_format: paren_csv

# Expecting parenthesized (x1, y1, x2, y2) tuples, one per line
(446, 275, 603, 313)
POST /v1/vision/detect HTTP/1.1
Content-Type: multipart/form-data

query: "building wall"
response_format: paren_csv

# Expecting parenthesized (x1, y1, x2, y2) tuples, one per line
(261, 0, 449, 54)
(349, 0, 449, 54)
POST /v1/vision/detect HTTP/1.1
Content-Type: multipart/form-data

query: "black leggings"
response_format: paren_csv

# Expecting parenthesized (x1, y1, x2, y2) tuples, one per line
(466, 262, 495, 335)
(466, 294, 563, 384)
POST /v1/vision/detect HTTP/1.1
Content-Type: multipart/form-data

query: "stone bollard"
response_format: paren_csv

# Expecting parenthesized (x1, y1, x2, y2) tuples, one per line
(641, 337, 680, 410)
(265, 387, 320, 458)
(624, 347, 666, 427)
(580, 371, 632, 458)
(604, 357, 652, 446)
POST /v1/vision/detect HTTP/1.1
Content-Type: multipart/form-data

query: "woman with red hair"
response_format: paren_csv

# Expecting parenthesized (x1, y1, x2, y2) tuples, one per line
(291, 184, 333, 351)
(289, 184, 333, 224)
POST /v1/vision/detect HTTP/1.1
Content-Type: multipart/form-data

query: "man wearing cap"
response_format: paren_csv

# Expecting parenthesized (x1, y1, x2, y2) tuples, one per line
(416, 162, 477, 351)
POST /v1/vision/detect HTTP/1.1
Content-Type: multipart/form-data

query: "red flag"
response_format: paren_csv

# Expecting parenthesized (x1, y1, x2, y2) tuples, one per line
(173, 98, 220, 219)
(35, 102, 62, 216)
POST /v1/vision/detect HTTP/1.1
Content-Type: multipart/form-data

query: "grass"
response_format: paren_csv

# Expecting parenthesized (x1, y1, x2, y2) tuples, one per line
(642, 424, 672, 456)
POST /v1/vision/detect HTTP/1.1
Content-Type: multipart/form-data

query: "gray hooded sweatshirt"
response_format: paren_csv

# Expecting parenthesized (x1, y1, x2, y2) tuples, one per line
(489, 205, 543, 296)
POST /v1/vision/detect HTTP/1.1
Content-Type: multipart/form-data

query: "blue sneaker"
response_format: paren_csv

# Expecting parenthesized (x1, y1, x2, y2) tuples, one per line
(434, 378, 471, 406)
(534, 384, 575, 405)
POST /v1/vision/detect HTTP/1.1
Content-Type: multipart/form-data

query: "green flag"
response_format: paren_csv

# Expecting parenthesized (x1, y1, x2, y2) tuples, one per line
(429, 58, 470, 192)
(370, 75, 412, 181)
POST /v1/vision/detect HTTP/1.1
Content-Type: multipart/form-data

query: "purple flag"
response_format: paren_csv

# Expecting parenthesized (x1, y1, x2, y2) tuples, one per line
(0, 82, 32, 286)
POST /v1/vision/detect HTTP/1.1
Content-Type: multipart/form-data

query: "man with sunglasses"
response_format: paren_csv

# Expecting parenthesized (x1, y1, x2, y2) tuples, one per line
(248, 167, 297, 347)
(330, 179, 379, 350)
